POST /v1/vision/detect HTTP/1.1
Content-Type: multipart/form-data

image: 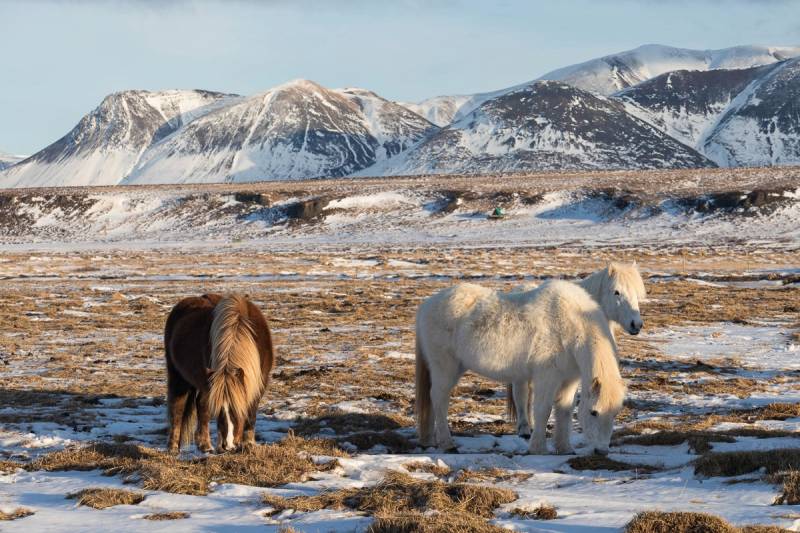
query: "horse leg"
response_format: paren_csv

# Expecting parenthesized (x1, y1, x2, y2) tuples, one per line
(512, 379, 532, 439)
(194, 390, 213, 453)
(554, 379, 579, 455)
(528, 376, 558, 454)
(167, 386, 190, 453)
(166, 364, 191, 453)
(242, 403, 258, 448)
(430, 363, 462, 452)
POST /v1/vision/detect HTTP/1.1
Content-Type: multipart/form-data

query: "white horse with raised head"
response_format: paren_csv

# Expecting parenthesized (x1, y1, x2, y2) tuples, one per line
(507, 262, 645, 439)
(415, 280, 626, 455)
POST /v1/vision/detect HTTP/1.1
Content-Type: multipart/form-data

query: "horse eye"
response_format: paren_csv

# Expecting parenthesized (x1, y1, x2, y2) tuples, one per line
(591, 410, 598, 417)
(614, 290, 620, 296)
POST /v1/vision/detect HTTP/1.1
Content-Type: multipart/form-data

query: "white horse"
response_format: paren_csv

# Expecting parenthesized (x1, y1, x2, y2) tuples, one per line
(415, 280, 626, 455)
(507, 262, 646, 439)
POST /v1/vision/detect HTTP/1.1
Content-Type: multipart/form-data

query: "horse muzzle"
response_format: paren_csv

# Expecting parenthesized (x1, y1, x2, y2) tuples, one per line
(628, 319, 643, 335)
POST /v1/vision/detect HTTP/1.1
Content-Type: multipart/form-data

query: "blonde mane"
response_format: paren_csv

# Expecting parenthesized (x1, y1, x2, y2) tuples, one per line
(580, 262, 646, 301)
(208, 295, 263, 420)
(585, 320, 626, 413)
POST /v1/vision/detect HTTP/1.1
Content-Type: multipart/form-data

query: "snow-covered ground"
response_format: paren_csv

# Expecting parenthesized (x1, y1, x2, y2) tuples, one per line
(0, 242, 798, 531)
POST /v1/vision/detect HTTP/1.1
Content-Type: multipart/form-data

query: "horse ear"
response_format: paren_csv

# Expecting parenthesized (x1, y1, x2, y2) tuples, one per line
(607, 263, 616, 275)
(591, 377, 602, 396)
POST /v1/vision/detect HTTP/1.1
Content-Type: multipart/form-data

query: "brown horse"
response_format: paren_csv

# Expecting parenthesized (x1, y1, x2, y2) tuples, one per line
(164, 293, 274, 453)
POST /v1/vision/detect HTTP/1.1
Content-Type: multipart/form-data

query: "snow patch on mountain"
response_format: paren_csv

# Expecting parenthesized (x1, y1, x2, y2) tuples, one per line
(541, 44, 800, 95)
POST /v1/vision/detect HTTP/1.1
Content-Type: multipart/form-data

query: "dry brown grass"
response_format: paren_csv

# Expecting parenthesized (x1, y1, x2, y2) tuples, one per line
(694, 449, 800, 478)
(403, 460, 451, 477)
(338, 430, 415, 453)
(567, 455, 659, 473)
(67, 487, 145, 509)
(294, 412, 411, 436)
(0, 508, 34, 521)
(23, 435, 346, 496)
(142, 511, 190, 520)
(773, 471, 800, 505)
(453, 467, 533, 483)
(617, 430, 736, 454)
(625, 511, 792, 533)
(262, 470, 516, 519)
(366, 511, 510, 533)
(510, 503, 558, 520)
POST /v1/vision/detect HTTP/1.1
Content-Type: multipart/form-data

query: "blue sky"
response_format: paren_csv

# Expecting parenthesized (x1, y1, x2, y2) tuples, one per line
(1, 0, 798, 155)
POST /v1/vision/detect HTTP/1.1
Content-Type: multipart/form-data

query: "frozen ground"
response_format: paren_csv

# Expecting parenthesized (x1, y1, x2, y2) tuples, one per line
(0, 244, 797, 532)
(0, 168, 799, 252)
(0, 169, 799, 531)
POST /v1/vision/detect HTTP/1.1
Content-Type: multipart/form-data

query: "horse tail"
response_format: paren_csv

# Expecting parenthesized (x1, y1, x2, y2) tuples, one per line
(506, 383, 517, 423)
(208, 295, 262, 422)
(180, 388, 198, 447)
(415, 333, 433, 444)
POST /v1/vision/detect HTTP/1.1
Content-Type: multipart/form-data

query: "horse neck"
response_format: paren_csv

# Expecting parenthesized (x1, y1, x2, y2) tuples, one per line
(579, 269, 607, 305)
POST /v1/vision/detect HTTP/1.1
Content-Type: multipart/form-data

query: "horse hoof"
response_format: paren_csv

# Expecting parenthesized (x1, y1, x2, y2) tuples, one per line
(556, 448, 576, 455)
(518, 433, 531, 440)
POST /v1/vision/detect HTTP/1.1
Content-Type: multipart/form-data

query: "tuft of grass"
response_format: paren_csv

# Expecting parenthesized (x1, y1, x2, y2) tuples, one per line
(732, 403, 800, 422)
(0, 507, 34, 521)
(143, 511, 190, 520)
(618, 430, 736, 454)
(510, 503, 558, 520)
(262, 470, 516, 519)
(567, 455, 659, 473)
(67, 488, 145, 509)
(337, 430, 415, 453)
(24, 435, 346, 496)
(454, 467, 532, 484)
(366, 511, 510, 533)
(625, 511, 793, 533)
(404, 460, 451, 477)
(773, 471, 800, 505)
(694, 449, 800, 478)
(294, 412, 410, 436)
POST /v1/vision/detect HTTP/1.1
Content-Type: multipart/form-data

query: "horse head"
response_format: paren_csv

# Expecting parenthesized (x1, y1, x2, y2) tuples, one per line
(579, 376, 625, 455)
(600, 262, 646, 335)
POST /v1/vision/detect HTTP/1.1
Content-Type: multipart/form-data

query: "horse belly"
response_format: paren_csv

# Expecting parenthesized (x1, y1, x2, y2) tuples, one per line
(455, 332, 532, 383)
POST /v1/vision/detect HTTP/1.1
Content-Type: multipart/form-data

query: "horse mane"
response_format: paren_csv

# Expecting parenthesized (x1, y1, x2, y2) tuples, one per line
(580, 262, 646, 301)
(208, 294, 262, 420)
(585, 318, 625, 413)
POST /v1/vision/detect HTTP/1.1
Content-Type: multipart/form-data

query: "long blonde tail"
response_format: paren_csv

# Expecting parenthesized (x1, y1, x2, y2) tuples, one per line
(208, 295, 262, 421)
(415, 335, 433, 443)
(179, 389, 197, 446)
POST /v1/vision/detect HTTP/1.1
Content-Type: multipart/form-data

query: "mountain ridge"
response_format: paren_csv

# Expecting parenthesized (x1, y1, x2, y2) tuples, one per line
(3, 43, 800, 188)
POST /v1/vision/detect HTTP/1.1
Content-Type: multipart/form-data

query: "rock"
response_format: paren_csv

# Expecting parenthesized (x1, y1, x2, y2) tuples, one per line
(233, 192, 271, 206)
(285, 197, 330, 221)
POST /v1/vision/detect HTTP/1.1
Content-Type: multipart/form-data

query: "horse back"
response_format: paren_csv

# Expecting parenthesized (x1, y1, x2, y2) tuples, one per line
(165, 294, 223, 390)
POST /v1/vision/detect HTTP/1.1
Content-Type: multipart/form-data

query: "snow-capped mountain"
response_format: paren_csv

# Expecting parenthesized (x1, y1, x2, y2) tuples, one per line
(369, 81, 713, 176)
(0, 151, 24, 171)
(0, 90, 236, 188)
(402, 44, 800, 127)
(3, 43, 800, 188)
(616, 58, 800, 167)
(542, 44, 800, 96)
(704, 58, 800, 166)
(125, 80, 437, 184)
